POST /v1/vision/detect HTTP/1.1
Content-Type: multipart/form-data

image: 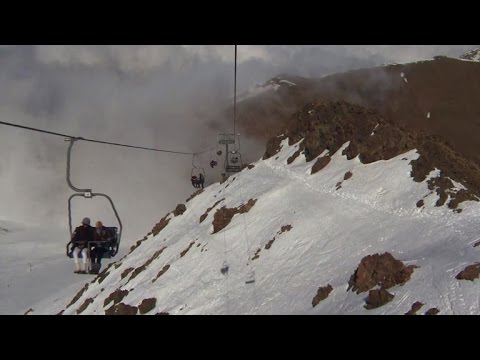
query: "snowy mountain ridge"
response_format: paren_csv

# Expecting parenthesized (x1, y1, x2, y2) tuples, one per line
(236, 76, 297, 103)
(460, 48, 480, 62)
(36, 119, 480, 314)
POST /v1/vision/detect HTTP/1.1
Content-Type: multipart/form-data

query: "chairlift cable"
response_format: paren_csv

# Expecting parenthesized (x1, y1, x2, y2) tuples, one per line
(0, 120, 207, 156)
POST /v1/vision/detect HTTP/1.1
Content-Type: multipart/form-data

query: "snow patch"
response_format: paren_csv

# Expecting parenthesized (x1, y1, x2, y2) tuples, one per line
(279, 80, 296, 86)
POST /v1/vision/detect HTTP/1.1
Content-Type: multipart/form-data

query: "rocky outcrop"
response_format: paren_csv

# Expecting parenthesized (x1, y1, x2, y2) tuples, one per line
(312, 285, 333, 307)
(364, 288, 394, 309)
(212, 199, 257, 234)
(456, 264, 480, 281)
(348, 253, 417, 294)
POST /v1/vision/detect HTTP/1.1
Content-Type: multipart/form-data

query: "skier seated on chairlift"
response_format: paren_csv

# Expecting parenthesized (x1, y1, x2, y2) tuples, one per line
(198, 173, 205, 189)
(71, 217, 94, 274)
(210, 160, 218, 168)
(191, 175, 198, 188)
(89, 221, 113, 274)
(191, 174, 205, 189)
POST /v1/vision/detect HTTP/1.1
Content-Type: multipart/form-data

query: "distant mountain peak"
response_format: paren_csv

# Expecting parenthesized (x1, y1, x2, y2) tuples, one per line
(460, 48, 480, 62)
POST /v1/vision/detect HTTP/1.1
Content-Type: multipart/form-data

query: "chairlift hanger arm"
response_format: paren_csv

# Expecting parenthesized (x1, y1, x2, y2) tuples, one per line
(66, 138, 92, 193)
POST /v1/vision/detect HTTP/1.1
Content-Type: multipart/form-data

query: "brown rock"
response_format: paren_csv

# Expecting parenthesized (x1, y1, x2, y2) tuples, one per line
(405, 301, 424, 315)
(287, 149, 302, 164)
(312, 285, 333, 307)
(152, 265, 171, 283)
(344, 171, 353, 180)
(279, 225, 292, 233)
(364, 288, 394, 309)
(456, 263, 480, 281)
(128, 247, 167, 282)
(104, 289, 129, 308)
(66, 283, 89, 309)
(105, 303, 138, 315)
(251, 248, 261, 261)
(265, 239, 275, 250)
(263, 134, 287, 160)
(77, 298, 94, 314)
(151, 215, 171, 237)
(180, 242, 195, 258)
(138, 298, 157, 315)
(186, 189, 203, 202)
(121, 267, 134, 280)
(425, 308, 440, 315)
(311, 156, 331, 175)
(348, 253, 417, 293)
(212, 199, 257, 234)
(199, 199, 224, 224)
(129, 237, 149, 253)
(173, 204, 187, 217)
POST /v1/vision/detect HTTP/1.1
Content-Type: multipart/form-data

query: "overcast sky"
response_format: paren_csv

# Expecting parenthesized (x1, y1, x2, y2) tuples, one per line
(0, 45, 476, 246)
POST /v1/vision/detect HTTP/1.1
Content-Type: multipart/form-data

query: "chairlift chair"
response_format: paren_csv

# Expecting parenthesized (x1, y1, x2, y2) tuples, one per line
(64, 138, 123, 260)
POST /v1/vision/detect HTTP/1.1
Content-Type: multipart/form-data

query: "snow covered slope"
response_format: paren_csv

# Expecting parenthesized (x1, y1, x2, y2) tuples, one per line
(0, 221, 93, 314)
(46, 129, 480, 315)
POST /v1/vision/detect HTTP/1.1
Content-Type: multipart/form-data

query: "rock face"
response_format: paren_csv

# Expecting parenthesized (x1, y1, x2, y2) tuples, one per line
(312, 285, 333, 307)
(138, 298, 157, 315)
(173, 204, 187, 217)
(425, 308, 440, 315)
(348, 253, 417, 294)
(311, 156, 331, 174)
(127, 247, 167, 283)
(272, 101, 480, 208)
(105, 303, 138, 315)
(66, 283, 89, 309)
(235, 58, 480, 172)
(456, 264, 480, 281)
(152, 265, 170, 283)
(151, 215, 171, 237)
(212, 199, 257, 233)
(186, 190, 203, 202)
(200, 199, 224, 224)
(364, 288, 395, 310)
(77, 298, 94, 314)
(405, 302, 424, 315)
(104, 289, 129, 308)
(287, 149, 302, 164)
(180, 242, 195, 258)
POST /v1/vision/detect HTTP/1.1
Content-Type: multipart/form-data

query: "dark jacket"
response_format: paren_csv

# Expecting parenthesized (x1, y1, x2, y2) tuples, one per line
(72, 225, 95, 248)
(94, 226, 112, 248)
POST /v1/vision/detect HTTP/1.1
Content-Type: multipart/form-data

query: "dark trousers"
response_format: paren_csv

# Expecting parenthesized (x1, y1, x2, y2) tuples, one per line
(91, 247, 107, 265)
